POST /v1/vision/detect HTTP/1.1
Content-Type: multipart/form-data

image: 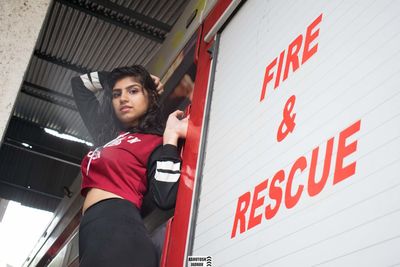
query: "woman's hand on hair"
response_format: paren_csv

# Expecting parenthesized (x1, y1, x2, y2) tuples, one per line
(163, 110, 189, 146)
(151, 74, 164, 95)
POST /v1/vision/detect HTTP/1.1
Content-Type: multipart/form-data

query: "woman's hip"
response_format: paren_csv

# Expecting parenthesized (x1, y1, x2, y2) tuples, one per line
(79, 198, 157, 267)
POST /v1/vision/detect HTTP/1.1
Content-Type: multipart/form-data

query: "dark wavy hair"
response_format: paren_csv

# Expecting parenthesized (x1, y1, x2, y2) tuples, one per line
(96, 65, 164, 146)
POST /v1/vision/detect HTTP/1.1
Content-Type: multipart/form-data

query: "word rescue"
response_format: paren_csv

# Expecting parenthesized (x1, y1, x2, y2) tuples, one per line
(260, 14, 323, 102)
(231, 120, 361, 238)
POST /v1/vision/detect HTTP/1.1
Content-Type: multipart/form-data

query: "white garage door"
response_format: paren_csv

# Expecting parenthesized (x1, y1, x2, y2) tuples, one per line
(191, 0, 400, 266)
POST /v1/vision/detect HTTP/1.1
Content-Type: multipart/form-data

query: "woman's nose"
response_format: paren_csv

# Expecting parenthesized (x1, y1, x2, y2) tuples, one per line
(119, 91, 128, 102)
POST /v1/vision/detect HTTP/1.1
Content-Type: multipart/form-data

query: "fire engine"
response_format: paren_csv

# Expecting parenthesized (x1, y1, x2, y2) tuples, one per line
(24, 0, 400, 266)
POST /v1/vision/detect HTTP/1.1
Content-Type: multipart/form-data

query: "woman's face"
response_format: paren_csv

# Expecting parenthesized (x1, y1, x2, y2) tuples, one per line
(112, 76, 149, 128)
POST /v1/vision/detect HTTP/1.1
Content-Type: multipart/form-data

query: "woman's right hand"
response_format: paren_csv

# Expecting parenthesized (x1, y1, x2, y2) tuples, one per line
(151, 74, 164, 95)
(163, 110, 189, 146)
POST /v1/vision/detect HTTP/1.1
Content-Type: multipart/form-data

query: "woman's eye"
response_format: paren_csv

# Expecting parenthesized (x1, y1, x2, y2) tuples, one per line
(128, 88, 139, 94)
(112, 92, 121, 98)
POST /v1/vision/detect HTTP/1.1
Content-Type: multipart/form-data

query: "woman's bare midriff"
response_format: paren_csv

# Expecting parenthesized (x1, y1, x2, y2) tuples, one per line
(82, 188, 123, 214)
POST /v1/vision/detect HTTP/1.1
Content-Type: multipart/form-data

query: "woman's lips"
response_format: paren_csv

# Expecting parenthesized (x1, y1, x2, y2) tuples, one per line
(120, 106, 132, 113)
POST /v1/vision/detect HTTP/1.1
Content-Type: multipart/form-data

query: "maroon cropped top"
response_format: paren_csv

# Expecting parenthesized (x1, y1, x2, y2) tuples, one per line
(80, 132, 162, 209)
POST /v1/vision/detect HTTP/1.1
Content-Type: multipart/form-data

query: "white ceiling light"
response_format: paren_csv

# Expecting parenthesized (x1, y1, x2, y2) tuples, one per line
(21, 143, 33, 149)
(44, 128, 93, 147)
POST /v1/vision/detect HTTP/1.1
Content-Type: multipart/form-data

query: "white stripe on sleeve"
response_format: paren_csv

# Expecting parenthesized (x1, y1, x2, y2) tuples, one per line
(156, 161, 181, 172)
(80, 74, 96, 92)
(90, 72, 102, 90)
(155, 170, 180, 183)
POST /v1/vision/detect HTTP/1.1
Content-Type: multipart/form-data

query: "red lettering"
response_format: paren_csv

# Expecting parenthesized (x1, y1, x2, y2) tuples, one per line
(260, 14, 323, 101)
(334, 120, 361, 185)
(274, 50, 286, 89)
(248, 179, 269, 230)
(302, 13, 323, 64)
(231, 119, 361, 237)
(285, 156, 307, 209)
(231, 191, 251, 238)
(260, 58, 277, 102)
(308, 137, 334, 196)
(265, 170, 284, 220)
(283, 34, 303, 82)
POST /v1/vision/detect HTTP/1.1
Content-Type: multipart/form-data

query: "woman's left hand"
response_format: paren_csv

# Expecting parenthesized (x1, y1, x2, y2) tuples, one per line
(163, 110, 189, 146)
(151, 74, 164, 95)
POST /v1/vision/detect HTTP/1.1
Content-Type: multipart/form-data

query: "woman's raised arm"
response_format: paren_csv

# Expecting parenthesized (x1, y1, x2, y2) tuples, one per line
(71, 71, 110, 141)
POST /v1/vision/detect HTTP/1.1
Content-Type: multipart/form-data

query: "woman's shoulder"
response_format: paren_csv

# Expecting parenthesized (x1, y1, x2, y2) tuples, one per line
(124, 132, 162, 161)
(128, 132, 162, 144)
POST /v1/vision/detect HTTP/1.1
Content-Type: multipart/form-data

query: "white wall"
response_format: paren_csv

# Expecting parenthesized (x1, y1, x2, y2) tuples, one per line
(192, 1, 400, 266)
(0, 0, 51, 142)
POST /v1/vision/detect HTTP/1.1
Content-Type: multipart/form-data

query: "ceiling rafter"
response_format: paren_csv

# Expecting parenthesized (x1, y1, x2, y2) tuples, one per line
(34, 50, 91, 74)
(55, 0, 171, 43)
(0, 180, 63, 200)
(4, 138, 82, 168)
(21, 81, 78, 111)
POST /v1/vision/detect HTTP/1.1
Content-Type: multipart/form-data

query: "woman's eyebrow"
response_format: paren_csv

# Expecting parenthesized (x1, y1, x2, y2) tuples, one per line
(127, 83, 141, 88)
(113, 82, 142, 91)
(125, 84, 143, 90)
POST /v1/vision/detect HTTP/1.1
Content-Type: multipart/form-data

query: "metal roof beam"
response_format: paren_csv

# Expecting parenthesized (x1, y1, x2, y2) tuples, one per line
(24, 82, 75, 102)
(55, 0, 169, 43)
(5, 117, 89, 160)
(3, 140, 82, 168)
(21, 81, 78, 111)
(92, 0, 172, 32)
(0, 180, 63, 200)
(34, 50, 91, 74)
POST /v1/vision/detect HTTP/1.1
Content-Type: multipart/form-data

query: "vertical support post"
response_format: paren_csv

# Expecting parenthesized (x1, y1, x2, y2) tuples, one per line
(0, 0, 51, 142)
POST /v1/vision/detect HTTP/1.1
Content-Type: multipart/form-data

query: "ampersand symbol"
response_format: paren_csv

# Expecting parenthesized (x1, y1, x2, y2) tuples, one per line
(277, 95, 296, 142)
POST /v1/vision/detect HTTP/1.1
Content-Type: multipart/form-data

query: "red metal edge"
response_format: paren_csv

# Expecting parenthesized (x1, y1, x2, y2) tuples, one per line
(36, 210, 81, 266)
(194, 25, 202, 64)
(160, 217, 174, 267)
(162, 0, 233, 266)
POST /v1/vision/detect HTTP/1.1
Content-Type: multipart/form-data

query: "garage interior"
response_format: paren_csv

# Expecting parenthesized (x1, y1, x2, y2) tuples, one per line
(0, 0, 198, 266)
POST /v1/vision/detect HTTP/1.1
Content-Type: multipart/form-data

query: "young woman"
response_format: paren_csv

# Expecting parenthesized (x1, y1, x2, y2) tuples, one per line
(71, 65, 188, 267)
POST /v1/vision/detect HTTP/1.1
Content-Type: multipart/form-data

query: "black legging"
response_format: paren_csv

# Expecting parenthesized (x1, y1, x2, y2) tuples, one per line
(79, 198, 158, 267)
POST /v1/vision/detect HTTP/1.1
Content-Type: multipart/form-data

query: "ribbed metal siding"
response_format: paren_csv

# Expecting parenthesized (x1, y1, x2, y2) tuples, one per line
(20, 0, 189, 139)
